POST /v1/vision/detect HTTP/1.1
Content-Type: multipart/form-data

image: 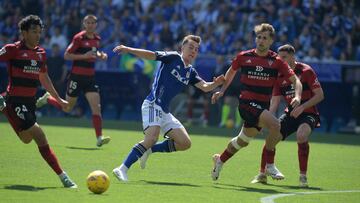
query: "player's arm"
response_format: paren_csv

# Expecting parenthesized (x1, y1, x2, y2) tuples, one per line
(288, 75, 302, 108)
(39, 72, 68, 108)
(195, 74, 225, 92)
(291, 72, 324, 118)
(64, 49, 96, 61)
(113, 45, 156, 60)
(270, 96, 281, 115)
(211, 67, 236, 104)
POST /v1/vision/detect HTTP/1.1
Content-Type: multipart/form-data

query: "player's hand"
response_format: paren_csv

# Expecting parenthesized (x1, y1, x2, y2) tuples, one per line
(113, 45, 130, 54)
(211, 91, 224, 104)
(84, 50, 97, 59)
(290, 105, 304, 118)
(97, 51, 108, 60)
(57, 98, 69, 110)
(214, 74, 225, 85)
(290, 96, 300, 108)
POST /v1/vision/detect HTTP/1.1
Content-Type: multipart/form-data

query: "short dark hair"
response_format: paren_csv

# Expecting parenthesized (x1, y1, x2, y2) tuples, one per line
(18, 15, 44, 31)
(278, 44, 296, 54)
(182, 35, 201, 46)
(254, 23, 275, 39)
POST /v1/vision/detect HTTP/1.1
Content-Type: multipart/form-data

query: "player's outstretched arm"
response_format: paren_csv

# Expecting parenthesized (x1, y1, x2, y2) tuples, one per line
(195, 74, 225, 93)
(113, 45, 156, 60)
(39, 72, 68, 109)
(211, 67, 236, 104)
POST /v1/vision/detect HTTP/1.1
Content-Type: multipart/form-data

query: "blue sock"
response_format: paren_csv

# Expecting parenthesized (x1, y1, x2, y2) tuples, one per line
(123, 143, 147, 168)
(151, 139, 176, 153)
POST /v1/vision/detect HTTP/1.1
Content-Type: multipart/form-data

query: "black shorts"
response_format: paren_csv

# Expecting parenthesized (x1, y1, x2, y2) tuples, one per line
(238, 99, 269, 130)
(279, 113, 320, 140)
(66, 74, 99, 97)
(4, 101, 36, 133)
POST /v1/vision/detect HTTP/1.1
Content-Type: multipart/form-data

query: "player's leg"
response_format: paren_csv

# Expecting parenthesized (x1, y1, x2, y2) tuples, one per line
(21, 124, 77, 188)
(212, 126, 258, 181)
(113, 126, 160, 182)
(85, 91, 110, 147)
(252, 114, 296, 183)
(297, 123, 311, 187)
(139, 112, 186, 169)
(258, 110, 284, 180)
(113, 101, 161, 181)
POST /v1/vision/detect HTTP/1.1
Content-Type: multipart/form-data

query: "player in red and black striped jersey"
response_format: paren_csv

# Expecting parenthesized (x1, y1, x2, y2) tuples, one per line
(210, 24, 303, 181)
(252, 44, 324, 187)
(36, 15, 110, 147)
(0, 15, 77, 188)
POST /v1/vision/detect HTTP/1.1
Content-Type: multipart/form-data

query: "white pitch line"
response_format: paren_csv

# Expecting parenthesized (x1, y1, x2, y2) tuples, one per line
(260, 190, 360, 203)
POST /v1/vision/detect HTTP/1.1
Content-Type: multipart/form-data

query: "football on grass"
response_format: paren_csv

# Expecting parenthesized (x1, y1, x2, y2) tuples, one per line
(87, 170, 110, 194)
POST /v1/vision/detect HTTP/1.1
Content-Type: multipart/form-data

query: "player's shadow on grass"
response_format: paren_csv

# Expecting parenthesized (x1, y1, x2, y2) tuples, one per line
(66, 146, 100, 150)
(213, 183, 280, 194)
(140, 180, 201, 187)
(267, 183, 322, 190)
(3, 185, 57, 191)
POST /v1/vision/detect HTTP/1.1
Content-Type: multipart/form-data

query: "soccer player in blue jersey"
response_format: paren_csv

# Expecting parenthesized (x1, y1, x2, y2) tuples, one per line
(112, 35, 225, 181)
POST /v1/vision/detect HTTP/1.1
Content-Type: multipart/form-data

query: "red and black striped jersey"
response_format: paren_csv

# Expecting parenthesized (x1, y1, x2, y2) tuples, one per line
(231, 49, 295, 105)
(273, 62, 321, 115)
(0, 41, 47, 103)
(66, 30, 100, 76)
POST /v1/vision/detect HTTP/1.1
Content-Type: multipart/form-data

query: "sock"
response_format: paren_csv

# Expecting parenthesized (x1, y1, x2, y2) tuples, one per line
(38, 144, 63, 175)
(298, 142, 309, 175)
(151, 139, 176, 153)
(219, 149, 234, 163)
(265, 148, 276, 165)
(220, 104, 230, 125)
(48, 96, 62, 109)
(92, 115, 102, 137)
(123, 143, 147, 168)
(260, 145, 266, 173)
(235, 110, 242, 127)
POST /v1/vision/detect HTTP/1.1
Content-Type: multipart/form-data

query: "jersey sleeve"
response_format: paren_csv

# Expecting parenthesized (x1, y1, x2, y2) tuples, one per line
(155, 51, 176, 63)
(272, 79, 281, 96)
(306, 68, 321, 90)
(231, 53, 242, 71)
(0, 44, 15, 61)
(189, 68, 203, 86)
(66, 36, 80, 53)
(276, 57, 295, 78)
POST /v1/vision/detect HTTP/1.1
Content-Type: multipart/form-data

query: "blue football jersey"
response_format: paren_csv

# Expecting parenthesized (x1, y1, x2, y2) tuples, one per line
(145, 51, 202, 113)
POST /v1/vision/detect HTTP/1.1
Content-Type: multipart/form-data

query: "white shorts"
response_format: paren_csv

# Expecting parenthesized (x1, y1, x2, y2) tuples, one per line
(142, 100, 184, 135)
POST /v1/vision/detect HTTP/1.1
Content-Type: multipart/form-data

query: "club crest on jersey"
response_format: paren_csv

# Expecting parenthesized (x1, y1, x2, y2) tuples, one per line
(21, 52, 28, 57)
(37, 53, 42, 60)
(31, 60, 37, 66)
(268, 59, 273, 66)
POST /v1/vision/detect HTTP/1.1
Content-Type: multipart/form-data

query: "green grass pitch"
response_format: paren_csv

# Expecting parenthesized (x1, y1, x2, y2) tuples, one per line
(0, 117, 360, 203)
